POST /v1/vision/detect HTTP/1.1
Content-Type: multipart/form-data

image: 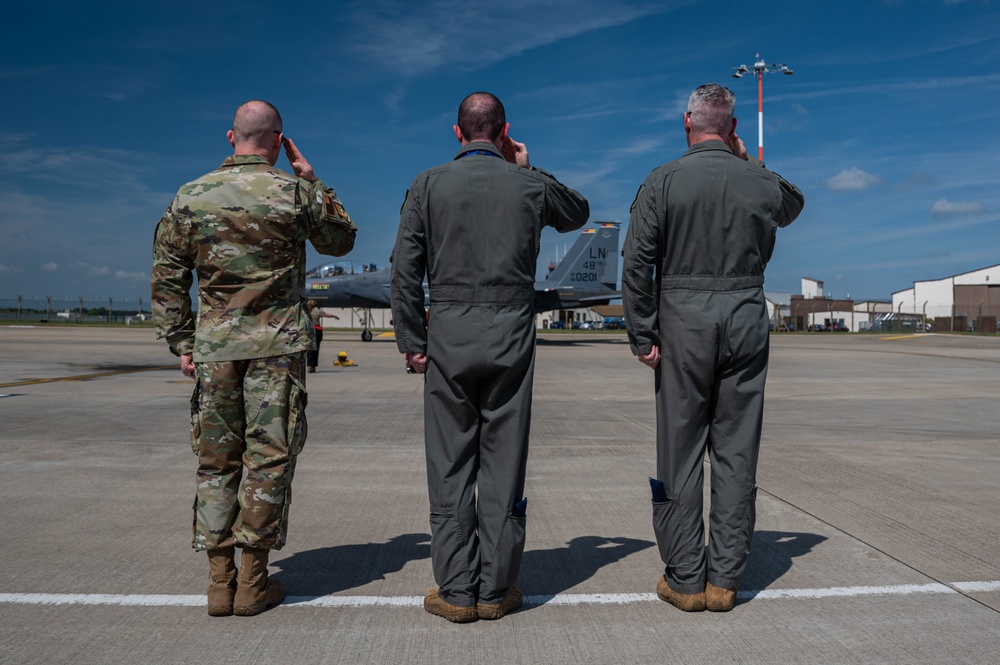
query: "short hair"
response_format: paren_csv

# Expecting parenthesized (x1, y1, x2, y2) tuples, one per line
(686, 84, 735, 136)
(231, 100, 283, 146)
(457, 92, 506, 142)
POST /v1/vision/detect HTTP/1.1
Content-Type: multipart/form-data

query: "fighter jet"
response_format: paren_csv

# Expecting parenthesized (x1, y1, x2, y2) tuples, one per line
(304, 222, 621, 340)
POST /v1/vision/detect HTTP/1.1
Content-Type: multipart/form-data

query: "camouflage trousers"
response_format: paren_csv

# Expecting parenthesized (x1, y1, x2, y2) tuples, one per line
(189, 353, 307, 551)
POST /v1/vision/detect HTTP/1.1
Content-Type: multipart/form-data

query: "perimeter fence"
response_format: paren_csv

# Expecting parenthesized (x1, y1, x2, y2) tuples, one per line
(0, 295, 155, 326)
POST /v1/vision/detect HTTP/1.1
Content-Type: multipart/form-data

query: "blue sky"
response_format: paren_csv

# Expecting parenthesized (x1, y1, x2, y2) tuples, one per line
(1, 0, 998, 304)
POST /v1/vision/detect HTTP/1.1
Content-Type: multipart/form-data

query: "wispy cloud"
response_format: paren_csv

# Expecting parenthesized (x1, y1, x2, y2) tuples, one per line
(115, 270, 147, 281)
(0, 263, 22, 273)
(930, 198, 988, 216)
(41, 262, 59, 271)
(344, 0, 679, 78)
(825, 167, 884, 191)
(0, 63, 157, 101)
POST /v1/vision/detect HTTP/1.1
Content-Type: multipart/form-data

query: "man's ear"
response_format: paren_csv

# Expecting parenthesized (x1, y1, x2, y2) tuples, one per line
(227, 129, 236, 148)
(453, 125, 465, 144)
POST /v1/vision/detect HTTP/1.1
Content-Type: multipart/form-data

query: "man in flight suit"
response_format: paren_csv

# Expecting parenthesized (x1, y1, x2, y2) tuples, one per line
(621, 83, 804, 612)
(152, 100, 357, 617)
(391, 91, 589, 622)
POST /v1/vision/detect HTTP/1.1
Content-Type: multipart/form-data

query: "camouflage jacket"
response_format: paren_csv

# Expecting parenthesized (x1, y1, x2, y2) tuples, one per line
(152, 154, 357, 361)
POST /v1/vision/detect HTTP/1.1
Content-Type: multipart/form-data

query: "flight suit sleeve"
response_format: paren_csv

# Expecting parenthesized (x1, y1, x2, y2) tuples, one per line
(301, 177, 358, 257)
(151, 203, 195, 357)
(621, 180, 661, 357)
(537, 168, 590, 233)
(389, 185, 428, 355)
(772, 170, 805, 228)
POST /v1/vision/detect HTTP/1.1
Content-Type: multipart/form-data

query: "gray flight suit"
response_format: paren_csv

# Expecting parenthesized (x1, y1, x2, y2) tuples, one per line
(621, 140, 804, 595)
(391, 141, 589, 607)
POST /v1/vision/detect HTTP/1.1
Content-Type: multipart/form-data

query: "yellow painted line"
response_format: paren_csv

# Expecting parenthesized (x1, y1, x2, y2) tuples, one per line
(377, 332, 395, 338)
(0, 366, 176, 389)
(879, 334, 925, 341)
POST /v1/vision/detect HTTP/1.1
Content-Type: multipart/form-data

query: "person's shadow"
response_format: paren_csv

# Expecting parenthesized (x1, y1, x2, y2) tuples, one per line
(272, 532, 431, 600)
(519, 535, 655, 606)
(739, 530, 827, 604)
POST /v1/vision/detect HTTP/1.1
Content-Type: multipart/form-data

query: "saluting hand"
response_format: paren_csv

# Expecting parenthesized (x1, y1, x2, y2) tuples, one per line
(502, 136, 531, 169)
(284, 137, 317, 182)
(728, 132, 749, 161)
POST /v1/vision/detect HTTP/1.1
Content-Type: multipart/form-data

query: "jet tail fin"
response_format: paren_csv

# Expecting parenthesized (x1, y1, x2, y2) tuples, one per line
(544, 222, 620, 291)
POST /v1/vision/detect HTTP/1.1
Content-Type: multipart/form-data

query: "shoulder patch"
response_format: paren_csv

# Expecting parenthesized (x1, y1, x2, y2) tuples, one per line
(630, 184, 646, 212)
(324, 191, 347, 219)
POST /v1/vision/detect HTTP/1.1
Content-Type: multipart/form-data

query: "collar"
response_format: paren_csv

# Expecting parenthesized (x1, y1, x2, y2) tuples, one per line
(685, 140, 733, 156)
(454, 141, 503, 161)
(220, 154, 272, 168)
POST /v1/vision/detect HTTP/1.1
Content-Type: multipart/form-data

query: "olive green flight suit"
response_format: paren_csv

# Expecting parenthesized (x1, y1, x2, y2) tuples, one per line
(391, 141, 589, 607)
(621, 140, 804, 595)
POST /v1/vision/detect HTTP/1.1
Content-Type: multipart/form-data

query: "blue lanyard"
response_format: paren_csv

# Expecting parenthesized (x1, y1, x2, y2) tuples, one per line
(458, 149, 502, 159)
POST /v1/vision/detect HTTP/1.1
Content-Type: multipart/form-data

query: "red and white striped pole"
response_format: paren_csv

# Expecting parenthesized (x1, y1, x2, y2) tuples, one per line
(757, 67, 764, 162)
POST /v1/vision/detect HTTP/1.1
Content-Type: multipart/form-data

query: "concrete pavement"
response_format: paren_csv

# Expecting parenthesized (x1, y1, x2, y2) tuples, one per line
(1, 326, 998, 664)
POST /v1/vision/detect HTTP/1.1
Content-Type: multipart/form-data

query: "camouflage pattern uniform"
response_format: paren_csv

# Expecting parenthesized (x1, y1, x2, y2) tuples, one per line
(152, 154, 356, 551)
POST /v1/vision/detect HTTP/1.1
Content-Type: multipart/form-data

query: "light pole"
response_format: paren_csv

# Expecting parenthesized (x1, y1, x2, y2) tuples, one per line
(732, 54, 793, 162)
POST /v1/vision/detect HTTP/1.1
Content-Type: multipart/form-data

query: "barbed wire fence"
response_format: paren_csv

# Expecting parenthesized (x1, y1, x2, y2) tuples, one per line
(0, 295, 155, 326)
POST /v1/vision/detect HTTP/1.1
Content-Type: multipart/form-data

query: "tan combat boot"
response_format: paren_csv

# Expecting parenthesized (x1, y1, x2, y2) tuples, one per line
(705, 582, 737, 612)
(656, 575, 706, 611)
(206, 547, 237, 617)
(233, 547, 285, 616)
(477, 586, 522, 620)
(423, 588, 478, 623)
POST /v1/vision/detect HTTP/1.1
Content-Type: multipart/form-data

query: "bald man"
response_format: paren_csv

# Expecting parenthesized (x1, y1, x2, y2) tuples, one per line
(152, 100, 357, 617)
(391, 92, 589, 622)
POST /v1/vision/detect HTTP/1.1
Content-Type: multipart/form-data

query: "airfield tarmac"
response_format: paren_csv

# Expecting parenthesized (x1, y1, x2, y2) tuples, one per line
(0, 326, 998, 664)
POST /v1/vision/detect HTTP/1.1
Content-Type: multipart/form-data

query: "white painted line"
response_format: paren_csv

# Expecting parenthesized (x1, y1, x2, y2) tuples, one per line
(953, 581, 1000, 593)
(1, 581, 997, 609)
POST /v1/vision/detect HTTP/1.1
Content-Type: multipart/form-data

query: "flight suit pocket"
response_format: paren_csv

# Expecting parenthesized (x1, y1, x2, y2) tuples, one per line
(287, 373, 308, 456)
(492, 502, 527, 594)
(733, 483, 758, 560)
(189, 380, 202, 455)
(650, 477, 677, 566)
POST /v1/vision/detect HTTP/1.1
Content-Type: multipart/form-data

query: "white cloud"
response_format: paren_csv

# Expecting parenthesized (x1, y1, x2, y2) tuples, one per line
(115, 270, 147, 281)
(825, 167, 884, 192)
(930, 198, 987, 217)
(0, 263, 22, 273)
(41, 262, 59, 271)
(89, 266, 110, 276)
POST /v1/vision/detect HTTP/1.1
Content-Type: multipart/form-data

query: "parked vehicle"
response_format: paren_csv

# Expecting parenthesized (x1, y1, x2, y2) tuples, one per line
(604, 317, 627, 330)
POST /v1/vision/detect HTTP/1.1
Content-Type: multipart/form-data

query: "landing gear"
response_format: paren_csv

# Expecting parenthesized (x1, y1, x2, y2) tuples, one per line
(357, 307, 376, 342)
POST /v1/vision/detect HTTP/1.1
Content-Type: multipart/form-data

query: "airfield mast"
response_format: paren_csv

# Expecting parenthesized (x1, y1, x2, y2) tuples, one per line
(731, 54, 794, 162)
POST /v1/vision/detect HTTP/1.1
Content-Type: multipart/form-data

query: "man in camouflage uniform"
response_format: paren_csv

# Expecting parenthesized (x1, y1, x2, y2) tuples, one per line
(152, 100, 356, 617)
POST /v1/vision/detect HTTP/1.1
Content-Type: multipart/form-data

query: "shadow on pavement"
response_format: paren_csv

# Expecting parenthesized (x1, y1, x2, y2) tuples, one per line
(273, 532, 431, 598)
(519, 535, 655, 605)
(740, 530, 828, 602)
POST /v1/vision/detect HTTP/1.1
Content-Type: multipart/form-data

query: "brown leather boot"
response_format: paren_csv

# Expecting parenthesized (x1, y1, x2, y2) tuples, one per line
(656, 575, 706, 611)
(233, 547, 285, 616)
(705, 582, 737, 612)
(206, 547, 237, 617)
